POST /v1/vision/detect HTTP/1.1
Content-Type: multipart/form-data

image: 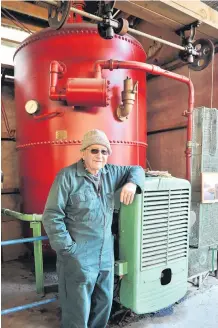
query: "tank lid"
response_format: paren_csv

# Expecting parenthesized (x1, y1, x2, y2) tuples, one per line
(14, 23, 146, 59)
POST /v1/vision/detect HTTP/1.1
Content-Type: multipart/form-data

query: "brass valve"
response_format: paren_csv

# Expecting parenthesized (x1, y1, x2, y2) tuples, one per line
(117, 77, 138, 121)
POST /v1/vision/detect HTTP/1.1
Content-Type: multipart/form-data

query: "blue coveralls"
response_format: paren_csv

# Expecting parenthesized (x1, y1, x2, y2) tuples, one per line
(42, 159, 145, 328)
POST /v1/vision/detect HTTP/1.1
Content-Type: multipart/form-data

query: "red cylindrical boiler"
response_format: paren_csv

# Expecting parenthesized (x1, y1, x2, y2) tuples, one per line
(14, 23, 147, 246)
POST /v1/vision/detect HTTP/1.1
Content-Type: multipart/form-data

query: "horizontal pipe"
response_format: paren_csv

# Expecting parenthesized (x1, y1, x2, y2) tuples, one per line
(1, 236, 48, 246)
(1, 190, 20, 195)
(1, 137, 16, 141)
(147, 125, 187, 135)
(128, 27, 184, 51)
(70, 7, 103, 22)
(1, 208, 42, 222)
(33, 111, 62, 120)
(69, 7, 186, 51)
(1, 297, 57, 316)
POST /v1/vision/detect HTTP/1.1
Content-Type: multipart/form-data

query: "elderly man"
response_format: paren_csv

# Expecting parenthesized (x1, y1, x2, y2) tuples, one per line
(42, 129, 145, 328)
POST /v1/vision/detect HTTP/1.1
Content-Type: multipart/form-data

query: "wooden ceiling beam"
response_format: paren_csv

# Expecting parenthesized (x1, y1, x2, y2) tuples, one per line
(1, 38, 20, 48)
(115, 0, 218, 40)
(1, 1, 48, 21)
(1, 17, 43, 32)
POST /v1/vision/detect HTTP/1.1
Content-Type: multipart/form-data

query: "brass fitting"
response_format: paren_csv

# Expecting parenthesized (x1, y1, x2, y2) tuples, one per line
(117, 77, 138, 121)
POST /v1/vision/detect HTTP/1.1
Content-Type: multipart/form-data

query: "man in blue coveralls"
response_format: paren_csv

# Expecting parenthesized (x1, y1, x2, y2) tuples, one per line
(42, 129, 145, 328)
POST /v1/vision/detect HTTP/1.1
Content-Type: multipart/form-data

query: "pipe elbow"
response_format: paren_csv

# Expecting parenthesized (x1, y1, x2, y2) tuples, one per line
(117, 102, 134, 121)
(50, 61, 59, 73)
(50, 60, 65, 74)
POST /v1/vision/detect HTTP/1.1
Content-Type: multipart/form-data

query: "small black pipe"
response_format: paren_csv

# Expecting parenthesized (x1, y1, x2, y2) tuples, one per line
(1, 138, 16, 141)
(1, 191, 20, 195)
(147, 125, 186, 135)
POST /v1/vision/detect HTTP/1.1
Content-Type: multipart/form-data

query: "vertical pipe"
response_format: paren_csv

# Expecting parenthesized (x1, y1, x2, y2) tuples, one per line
(49, 61, 66, 101)
(30, 222, 44, 294)
(94, 60, 194, 181)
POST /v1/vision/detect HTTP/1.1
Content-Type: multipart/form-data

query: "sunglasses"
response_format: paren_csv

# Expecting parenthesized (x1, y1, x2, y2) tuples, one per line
(89, 148, 108, 155)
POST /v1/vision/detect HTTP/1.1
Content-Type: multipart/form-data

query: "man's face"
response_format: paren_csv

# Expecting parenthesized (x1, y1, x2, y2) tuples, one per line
(82, 144, 109, 173)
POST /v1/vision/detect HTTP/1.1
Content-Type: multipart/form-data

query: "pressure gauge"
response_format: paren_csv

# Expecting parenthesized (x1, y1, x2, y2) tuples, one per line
(25, 100, 40, 115)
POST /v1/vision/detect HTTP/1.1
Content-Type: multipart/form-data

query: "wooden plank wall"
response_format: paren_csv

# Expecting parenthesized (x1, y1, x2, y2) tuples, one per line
(1, 85, 28, 261)
(147, 53, 218, 178)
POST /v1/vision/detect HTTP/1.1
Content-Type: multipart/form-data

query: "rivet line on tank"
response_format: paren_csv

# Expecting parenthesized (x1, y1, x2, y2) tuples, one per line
(16, 140, 147, 150)
(14, 28, 145, 58)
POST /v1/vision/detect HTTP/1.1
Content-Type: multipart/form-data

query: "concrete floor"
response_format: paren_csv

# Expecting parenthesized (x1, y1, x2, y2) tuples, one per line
(1, 259, 218, 328)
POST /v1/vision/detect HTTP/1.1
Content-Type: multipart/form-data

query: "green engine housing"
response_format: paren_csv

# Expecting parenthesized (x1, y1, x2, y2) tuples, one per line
(117, 177, 191, 314)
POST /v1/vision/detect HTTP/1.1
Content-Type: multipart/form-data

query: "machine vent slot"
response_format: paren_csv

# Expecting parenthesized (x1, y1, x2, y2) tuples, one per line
(141, 189, 189, 270)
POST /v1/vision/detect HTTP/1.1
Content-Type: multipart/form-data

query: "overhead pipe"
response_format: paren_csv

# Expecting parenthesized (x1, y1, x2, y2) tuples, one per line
(68, 7, 199, 55)
(94, 60, 194, 181)
(35, 3, 197, 54)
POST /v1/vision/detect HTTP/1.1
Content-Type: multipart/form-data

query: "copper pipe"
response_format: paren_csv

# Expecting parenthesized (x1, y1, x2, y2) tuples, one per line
(94, 60, 194, 181)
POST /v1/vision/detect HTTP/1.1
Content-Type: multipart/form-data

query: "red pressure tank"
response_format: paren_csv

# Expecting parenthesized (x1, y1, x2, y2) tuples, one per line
(14, 23, 147, 246)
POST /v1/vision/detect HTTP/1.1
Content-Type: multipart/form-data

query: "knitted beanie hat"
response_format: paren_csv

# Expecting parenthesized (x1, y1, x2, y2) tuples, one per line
(80, 129, 112, 155)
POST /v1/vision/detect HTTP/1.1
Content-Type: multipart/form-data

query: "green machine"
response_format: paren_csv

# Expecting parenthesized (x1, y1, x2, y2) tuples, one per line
(115, 176, 191, 314)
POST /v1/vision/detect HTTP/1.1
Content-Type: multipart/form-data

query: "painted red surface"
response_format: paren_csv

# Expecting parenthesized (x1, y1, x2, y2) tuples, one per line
(14, 23, 147, 248)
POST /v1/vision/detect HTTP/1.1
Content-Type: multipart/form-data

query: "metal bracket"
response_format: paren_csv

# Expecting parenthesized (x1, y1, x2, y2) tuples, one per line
(97, 1, 128, 39)
(175, 20, 201, 45)
(176, 20, 202, 64)
(97, 2, 115, 39)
